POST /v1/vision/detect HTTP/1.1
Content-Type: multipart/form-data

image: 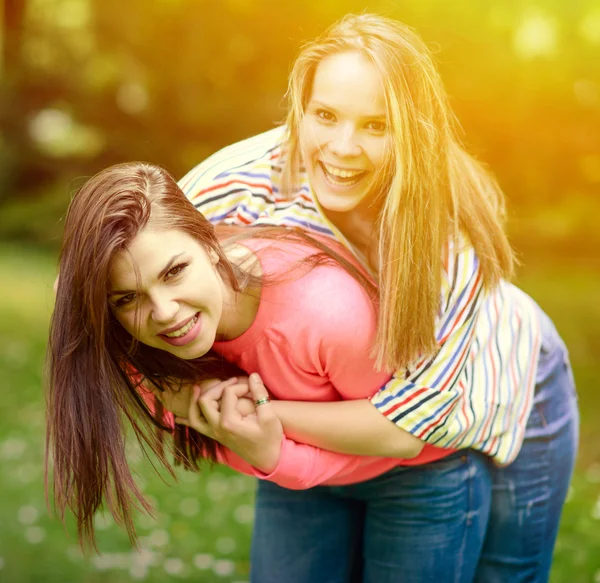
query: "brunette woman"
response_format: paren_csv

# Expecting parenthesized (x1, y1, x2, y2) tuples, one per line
(47, 162, 490, 583)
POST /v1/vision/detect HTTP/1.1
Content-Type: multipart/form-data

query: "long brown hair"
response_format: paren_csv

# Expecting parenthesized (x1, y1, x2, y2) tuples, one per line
(46, 162, 376, 549)
(283, 13, 515, 369)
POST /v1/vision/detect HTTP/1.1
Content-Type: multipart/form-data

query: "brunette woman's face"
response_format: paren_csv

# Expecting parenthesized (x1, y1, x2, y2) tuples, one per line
(299, 50, 389, 216)
(108, 228, 228, 360)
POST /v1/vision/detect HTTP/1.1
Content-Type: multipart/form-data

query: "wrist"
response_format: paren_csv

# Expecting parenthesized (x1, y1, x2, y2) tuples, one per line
(252, 438, 282, 474)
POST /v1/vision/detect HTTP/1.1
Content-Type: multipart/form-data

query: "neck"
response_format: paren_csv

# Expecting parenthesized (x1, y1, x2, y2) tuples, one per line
(324, 207, 381, 272)
(215, 243, 262, 341)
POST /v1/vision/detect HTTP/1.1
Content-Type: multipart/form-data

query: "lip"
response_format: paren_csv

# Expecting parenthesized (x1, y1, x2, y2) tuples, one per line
(158, 314, 197, 335)
(159, 312, 203, 347)
(320, 161, 367, 173)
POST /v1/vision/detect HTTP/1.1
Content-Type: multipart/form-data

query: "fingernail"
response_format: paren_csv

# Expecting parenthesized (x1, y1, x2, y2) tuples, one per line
(250, 373, 260, 382)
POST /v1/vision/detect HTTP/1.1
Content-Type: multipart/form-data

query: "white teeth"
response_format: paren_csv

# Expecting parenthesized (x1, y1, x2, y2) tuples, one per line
(323, 164, 364, 179)
(164, 315, 197, 338)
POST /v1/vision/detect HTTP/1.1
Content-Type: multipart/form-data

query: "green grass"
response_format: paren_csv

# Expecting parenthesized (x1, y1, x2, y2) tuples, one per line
(0, 244, 599, 582)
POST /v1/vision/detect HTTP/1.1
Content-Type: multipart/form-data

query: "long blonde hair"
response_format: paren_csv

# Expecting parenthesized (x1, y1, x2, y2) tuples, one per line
(283, 13, 515, 370)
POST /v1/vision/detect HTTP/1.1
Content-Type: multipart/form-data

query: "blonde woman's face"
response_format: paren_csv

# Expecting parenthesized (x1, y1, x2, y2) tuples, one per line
(108, 228, 227, 360)
(299, 50, 389, 216)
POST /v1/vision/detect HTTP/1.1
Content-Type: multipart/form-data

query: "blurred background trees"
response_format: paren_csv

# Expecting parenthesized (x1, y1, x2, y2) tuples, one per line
(1, 0, 599, 263)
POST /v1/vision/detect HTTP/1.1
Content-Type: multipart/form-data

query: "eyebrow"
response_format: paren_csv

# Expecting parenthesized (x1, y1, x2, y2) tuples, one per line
(108, 252, 185, 297)
(310, 100, 387, 119)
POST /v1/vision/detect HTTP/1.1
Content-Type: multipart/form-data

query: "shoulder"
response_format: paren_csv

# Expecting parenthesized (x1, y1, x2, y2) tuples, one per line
(257, 240, 377, 338)
(243, 236, 370, 297)
(445, 233, 479, 275)
(178, 126, 286, 196)
(441, 233, 482, 298)
(287, 260, 378, 369)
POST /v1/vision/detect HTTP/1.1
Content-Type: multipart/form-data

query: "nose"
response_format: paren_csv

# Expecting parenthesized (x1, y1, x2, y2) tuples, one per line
(329, 123, 361, 158)
(149, 291, 179, 324)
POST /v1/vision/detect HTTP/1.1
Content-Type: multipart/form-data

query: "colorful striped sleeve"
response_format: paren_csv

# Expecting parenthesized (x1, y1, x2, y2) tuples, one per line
(370, 240, 487, 449)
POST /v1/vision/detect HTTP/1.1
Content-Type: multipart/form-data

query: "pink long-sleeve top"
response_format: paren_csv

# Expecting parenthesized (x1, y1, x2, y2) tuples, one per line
(210, 236, 453, 489)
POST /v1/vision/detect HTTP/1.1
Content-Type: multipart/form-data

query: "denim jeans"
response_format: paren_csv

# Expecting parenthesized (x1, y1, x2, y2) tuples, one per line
(475, 308, 579, 582)
(250, 449, 492, 583)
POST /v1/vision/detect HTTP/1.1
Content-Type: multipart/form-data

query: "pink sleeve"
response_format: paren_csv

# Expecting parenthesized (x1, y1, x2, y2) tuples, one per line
(248, 438, 376, 488)
(215, 438, 385, 489)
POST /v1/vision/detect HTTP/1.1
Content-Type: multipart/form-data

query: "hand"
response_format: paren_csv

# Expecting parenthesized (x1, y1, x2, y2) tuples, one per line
(158, 378, 238, 419)
(177, 374, 282, 474)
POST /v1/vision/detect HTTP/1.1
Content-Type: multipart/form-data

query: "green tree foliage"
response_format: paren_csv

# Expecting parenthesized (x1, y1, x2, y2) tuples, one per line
(1, 0, 599, 254)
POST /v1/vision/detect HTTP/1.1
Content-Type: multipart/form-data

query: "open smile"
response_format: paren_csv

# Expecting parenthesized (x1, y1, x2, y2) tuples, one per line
(158, 312, 203, 347)
(319, 162, 368, 187)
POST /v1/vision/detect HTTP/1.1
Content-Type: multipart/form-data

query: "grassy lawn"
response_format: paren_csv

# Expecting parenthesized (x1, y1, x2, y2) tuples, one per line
(0, 243, 598, 582)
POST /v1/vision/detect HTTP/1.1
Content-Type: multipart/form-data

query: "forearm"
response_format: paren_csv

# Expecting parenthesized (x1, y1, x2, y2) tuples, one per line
(271, 399, 424, 458)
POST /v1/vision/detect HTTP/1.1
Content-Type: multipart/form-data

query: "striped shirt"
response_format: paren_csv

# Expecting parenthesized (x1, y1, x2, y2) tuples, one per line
(179, 126, 542, 465)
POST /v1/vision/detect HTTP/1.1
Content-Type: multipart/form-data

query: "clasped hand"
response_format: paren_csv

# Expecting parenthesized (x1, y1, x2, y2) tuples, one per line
(171, 376, 283, 474)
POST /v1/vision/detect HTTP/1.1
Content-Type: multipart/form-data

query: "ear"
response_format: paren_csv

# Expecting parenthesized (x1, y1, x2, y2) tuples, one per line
(209, 248, 219, 265)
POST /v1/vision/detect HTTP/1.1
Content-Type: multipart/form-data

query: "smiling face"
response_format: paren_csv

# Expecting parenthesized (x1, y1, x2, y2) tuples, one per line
(108, 227, 228, 360)
(299, 50, 389, 216)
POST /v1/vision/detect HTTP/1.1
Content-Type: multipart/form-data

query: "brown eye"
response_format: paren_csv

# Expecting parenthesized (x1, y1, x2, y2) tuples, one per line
(165, 262, 189, 280)
(366, 120, 386, 133)
(113, 293, 136, 308)
(316, 109, 335, 123)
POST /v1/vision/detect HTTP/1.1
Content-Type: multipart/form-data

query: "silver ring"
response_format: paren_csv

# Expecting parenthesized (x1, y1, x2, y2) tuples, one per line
(254, 397, 271, 407)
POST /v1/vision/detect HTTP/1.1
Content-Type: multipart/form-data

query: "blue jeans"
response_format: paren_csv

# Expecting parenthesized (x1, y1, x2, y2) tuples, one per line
(251, 449, 492, 583)
(475, 308, 579, 582)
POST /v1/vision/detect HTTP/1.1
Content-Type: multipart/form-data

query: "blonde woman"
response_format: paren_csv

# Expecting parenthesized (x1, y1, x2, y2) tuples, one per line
(179, 14, 578, 583)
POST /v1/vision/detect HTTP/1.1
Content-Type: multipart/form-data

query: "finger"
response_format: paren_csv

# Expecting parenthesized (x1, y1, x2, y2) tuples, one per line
(248, 372, 270, 401)
(185, 393, 213, 436)
(199, 377, 240, 403)
(202, 382, 250, 410)
(198, 387, 223, 427)
(226, 382, 253, 399)
(236, 396, 256, 417)
(220, 385, 244, 425)
(248, 373, 274, 421)
(198, 377, 238, 393)
(177, 411, 209, 435)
